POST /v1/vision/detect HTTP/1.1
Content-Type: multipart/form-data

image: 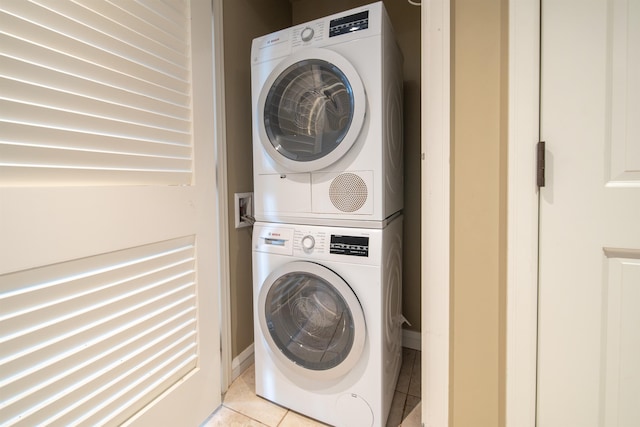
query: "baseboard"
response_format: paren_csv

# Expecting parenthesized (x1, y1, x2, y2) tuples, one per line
(231, 343, 254, 381)
(402, 329, 421, 351)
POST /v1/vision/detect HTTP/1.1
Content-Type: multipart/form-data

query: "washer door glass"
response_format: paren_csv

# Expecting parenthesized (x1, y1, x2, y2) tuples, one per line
(257, 49, 366, 173)
(259, 261, 365, 379)
(264, 59, 353, 163)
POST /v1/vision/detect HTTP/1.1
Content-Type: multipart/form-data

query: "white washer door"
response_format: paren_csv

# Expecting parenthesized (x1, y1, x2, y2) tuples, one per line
(258, 261, 366, 380)
(257, 48, 366, 172)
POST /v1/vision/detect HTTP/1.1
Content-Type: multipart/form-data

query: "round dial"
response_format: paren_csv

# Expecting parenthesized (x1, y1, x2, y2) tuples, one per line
(300, 27, 314, 42)
(301, 235, 315, 250)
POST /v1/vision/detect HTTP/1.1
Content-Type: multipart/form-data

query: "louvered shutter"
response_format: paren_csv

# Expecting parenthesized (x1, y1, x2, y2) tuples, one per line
(0, 0, 192, 186)
(0, 1, 221, 426)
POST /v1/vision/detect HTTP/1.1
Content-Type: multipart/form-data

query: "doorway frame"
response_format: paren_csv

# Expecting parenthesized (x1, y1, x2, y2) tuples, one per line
(505, 0, 540, 426)
(422, 0, 540, 425)
(211, 0, 233, 394)
(421, 0, 451, 426)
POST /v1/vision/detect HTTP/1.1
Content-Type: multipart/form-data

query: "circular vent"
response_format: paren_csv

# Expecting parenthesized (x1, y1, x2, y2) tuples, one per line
(329, 173, 368, 212)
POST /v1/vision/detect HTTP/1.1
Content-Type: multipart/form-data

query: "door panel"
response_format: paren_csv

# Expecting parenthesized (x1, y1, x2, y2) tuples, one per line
(602, 252, 640, 426)
(0, 1, 220, 425)
(538, 0, 640, 425)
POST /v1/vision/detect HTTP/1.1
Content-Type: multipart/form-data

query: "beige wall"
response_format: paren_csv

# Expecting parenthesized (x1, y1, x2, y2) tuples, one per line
(450, 0, 508, 426)
(292, 0, 423, 333)
(222, 0, 291, 358)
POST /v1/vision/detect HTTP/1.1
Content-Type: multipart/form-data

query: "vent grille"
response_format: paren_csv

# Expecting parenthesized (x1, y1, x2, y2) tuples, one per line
(329, 173, 368, 212)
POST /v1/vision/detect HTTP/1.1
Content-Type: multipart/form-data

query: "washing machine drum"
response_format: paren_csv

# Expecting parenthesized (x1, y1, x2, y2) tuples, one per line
(258, 261, 366, 380)
(257, 48, 366, 173)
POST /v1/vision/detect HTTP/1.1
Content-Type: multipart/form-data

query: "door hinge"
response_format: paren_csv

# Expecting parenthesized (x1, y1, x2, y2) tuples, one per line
(537, 141, 545, 187)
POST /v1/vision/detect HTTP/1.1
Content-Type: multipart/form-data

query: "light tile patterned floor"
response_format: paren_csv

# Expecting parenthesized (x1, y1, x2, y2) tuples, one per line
(201, 348, 421, 427)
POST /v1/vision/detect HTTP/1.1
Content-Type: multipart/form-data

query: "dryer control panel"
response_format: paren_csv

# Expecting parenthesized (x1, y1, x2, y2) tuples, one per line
(329, 10, 369, 37)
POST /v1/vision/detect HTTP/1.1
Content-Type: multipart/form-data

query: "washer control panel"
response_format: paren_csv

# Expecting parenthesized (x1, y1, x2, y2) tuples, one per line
(253, 222, 380, 265)
(294, 230, 326, 253)
(329, 235, 369, 257)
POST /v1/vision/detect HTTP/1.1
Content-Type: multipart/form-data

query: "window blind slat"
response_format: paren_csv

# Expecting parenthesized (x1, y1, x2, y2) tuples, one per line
(66, 1, 188, 55)
(0, 0, 194, 187)
(0, 237, 198, 426)
(58, 340, 196, 427)
(2, 78, 191, 134)
(2, 144, 192, 173)
(0, 34, 190, 108)
(0, 101, 190, 146)
(106, 0, 188, 42)
(1, 56, 191, 121)
(2, 243, 194, 311)
(1, 261, 194, 338)
(0, 168, 191, 187)
(1, 123, 192, 159)
(2, 316, 196, 422)
(1, 307, 195, 396)
(0, 10, 189, 92)
(32, 0, 187, 67)
(2, 279, 195, 364)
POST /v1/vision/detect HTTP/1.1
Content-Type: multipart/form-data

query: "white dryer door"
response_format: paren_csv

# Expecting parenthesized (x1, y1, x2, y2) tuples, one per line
(258, 261, 366, 380)
(257, 48, 366, 173)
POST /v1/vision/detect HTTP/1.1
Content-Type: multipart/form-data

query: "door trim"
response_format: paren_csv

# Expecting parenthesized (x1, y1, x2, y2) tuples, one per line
(505, 0, 540, 425)
(212, 0, 233, 394)
(421, 0, 450, 426)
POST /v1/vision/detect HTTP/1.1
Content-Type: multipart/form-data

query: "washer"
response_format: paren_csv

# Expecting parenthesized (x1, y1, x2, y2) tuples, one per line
(252, 216, 403, 427)
(251, 2, 403, 227)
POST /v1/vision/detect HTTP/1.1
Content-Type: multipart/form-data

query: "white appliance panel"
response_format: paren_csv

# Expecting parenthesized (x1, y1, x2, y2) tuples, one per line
(251, 2, 403, 226)
(252, 215, 403, 427)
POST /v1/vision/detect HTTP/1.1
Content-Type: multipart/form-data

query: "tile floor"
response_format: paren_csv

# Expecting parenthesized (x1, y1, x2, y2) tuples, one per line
(202, 348, 421, 427)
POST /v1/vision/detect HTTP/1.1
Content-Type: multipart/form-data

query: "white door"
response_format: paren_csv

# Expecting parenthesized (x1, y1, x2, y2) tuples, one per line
(538, 0, 640, 425)
(0, 1, 220, 425)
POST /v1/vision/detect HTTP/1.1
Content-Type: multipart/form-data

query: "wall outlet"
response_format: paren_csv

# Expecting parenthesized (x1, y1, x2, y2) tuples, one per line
(234, 192, 253, 228)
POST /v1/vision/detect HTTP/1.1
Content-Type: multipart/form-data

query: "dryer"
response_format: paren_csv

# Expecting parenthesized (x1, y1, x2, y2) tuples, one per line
(252, 216, 403, 427)
(251, 2, 403, 227)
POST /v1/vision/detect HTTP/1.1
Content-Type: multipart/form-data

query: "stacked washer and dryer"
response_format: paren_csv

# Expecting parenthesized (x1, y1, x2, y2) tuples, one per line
(250, 3, 404, 426)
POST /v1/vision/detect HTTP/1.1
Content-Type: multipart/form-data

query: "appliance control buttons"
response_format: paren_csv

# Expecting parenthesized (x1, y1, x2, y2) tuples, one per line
(301, 235, 315, 250)
(300, 27, 314, 42)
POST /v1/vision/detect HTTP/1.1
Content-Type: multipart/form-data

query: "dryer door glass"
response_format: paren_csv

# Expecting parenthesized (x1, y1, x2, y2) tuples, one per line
(264, 59, 354, 163)
(264, 270, 355, 371)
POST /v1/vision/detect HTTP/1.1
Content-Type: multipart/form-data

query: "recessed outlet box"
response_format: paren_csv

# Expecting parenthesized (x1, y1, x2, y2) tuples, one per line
(234, 192, 253, 228)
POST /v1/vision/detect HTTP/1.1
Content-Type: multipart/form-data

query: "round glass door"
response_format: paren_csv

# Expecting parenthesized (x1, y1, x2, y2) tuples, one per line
(258, 261, 366, 380)
(257, 48, 366, 173)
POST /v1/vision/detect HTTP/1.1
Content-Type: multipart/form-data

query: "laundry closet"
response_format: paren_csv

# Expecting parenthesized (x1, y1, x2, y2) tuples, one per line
(221, 0, 421, 371)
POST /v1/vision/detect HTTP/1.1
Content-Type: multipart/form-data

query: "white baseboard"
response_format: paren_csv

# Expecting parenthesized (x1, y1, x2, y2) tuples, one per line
(402, 329, 421, 351)
(231, 343, 254, 381)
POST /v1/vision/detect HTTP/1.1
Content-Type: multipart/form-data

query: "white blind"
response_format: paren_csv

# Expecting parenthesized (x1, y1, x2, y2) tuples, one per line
(0, 236, 198, 426)
(0, 0, 193, 186)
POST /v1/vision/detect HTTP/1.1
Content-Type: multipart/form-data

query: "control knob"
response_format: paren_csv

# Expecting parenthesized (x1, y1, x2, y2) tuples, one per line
(300, 27, 314, 42)
(301, 235, 315, 250)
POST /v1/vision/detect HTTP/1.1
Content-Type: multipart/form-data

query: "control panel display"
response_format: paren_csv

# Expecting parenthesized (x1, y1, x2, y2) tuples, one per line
(329, 11, 369, 37)
(330, 235, 369, 257)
